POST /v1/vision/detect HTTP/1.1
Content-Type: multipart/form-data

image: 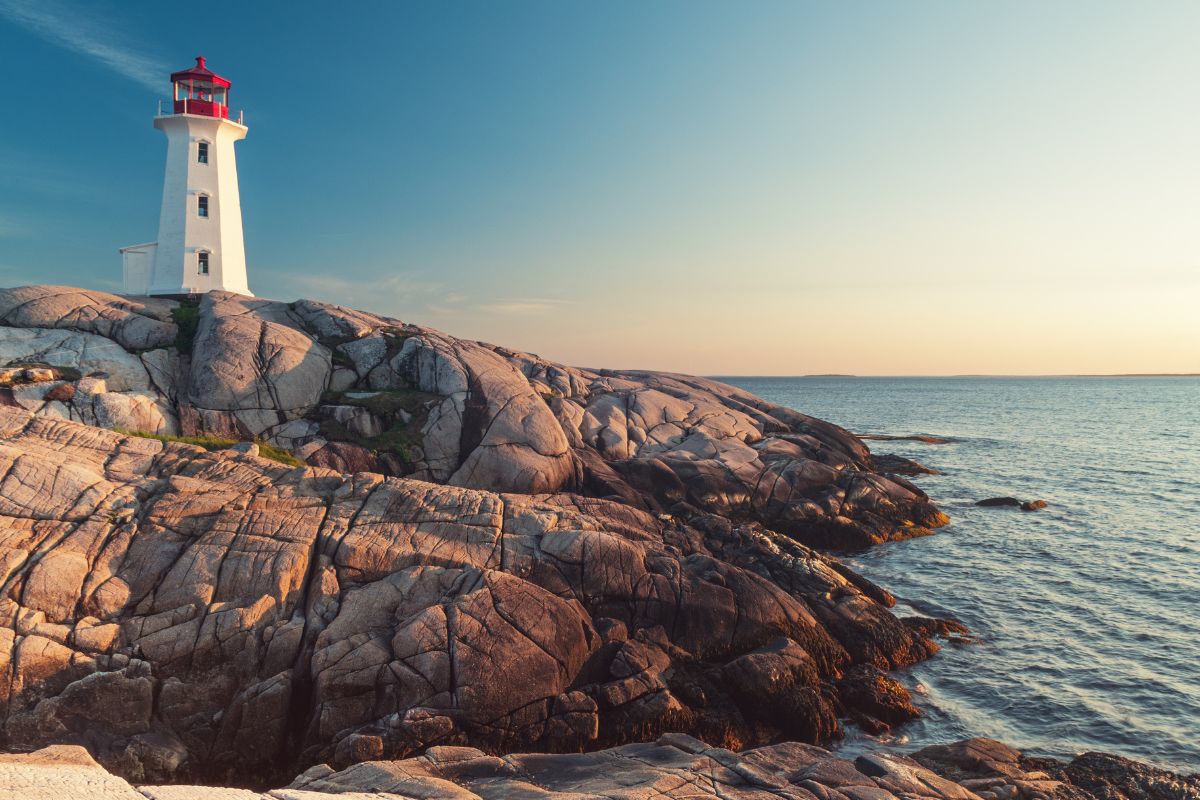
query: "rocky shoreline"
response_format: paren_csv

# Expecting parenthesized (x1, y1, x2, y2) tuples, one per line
(0, 285, 1191, 798)
(4, 734, 1196, 800)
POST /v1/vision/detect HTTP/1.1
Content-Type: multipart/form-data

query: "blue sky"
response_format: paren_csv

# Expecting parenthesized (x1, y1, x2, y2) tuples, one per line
(1, 0, 1198, 374)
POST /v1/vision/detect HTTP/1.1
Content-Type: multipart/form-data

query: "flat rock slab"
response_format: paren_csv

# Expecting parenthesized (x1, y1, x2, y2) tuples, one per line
(1, 738, 1192, 800)
(141, 788, 271, 799)
(0, 745, 146, 800)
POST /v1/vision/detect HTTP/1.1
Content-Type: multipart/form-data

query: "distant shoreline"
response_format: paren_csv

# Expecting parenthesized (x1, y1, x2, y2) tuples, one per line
(711, 373, 1200, 379)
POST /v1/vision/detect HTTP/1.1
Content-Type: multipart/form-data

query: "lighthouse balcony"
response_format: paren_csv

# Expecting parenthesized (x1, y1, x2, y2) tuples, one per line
(157, 99, 244, 124)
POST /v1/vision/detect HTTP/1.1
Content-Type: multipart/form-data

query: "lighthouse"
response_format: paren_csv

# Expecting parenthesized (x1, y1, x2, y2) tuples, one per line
(121, 56, 252, 296)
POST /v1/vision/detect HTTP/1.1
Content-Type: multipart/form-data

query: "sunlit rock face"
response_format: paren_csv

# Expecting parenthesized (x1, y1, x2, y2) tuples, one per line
(6, 735, 1192, 800)
(0, 285, 946, 550)
(0, 409, 946, 784)
(0, 284, 953, 784)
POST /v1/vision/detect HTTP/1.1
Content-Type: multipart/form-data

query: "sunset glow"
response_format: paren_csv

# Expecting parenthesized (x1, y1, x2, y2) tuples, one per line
(1, 1, 1197, 374)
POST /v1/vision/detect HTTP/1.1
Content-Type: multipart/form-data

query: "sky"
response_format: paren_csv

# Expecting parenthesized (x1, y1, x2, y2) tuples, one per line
(1, 0, 1197, 376)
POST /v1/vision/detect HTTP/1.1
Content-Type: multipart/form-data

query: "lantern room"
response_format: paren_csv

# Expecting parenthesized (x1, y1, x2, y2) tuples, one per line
(170, 56, 231, 118)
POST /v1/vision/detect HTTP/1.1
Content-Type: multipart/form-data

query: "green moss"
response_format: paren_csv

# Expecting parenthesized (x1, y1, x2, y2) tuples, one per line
(318, 418, 424, 461)
(171, 300, 200, 355)
(367, 429, 422, 461)
(367, 389, 439, 417)
(255, 442, 305, 467)
(115, 429, 305, 467)
(315, 388, 440, 461)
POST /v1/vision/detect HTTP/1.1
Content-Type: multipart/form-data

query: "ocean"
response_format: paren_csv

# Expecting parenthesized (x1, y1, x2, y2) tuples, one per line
(720, 376, 1200, 772)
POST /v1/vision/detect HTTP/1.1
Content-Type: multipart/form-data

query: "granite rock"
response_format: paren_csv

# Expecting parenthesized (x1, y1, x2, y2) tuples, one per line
(0, 285, 177, 351)
(2, 737, 1189, 800)
(0, 408, 947, 785)
(0, 285, 947, 550)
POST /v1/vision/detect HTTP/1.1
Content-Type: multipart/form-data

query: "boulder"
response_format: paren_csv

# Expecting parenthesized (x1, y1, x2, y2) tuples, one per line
(873, 454, 941, 476)
(913, 739, 1026, 780)
(298, 440, 404, 476)
(0, 327, 153, 392)
(186, 292, 331, 426)
(858, 433, 955, 444)
(0, 285, 177, 351)
(719, 636, 840, 742)
(90, 391, 179, 435)
(1045, 751, 1200, 800)
(975, 498, 1022, 508)
(975, 498, 1047, 512)
(835, 664, 921, 734)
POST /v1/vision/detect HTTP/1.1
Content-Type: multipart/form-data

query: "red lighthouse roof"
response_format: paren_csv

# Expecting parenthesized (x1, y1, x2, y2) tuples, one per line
(169, 56, 232, 119)
(170, 56, 232, 89)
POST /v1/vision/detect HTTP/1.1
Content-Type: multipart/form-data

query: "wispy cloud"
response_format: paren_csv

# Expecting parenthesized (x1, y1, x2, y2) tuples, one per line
(477, 297, 575, 315)
(0, 0, 167, 91)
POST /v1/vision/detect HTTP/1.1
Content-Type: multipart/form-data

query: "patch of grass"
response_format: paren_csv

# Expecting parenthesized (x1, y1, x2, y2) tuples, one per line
(115, 428, 305, 467)
(171, 300, 200, 354)
(319, 418, 425, 461)
(315, 388, 441, 461)
(254, 442, 305, 467)
(366, 428, 423, 462)
(365, 388, 440, 417)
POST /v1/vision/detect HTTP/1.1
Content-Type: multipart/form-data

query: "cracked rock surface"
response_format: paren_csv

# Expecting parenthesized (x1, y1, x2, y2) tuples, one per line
(0, 286, 945, 550)
(0, 407, 949, 785)
(0, 284, 953, 786)
(2, 736, 1192, 800)
(0, 287, 1188, 800)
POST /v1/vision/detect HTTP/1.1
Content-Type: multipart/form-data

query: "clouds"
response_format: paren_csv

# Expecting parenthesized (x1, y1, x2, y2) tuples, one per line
(477, 297, 574, 315)
(0, 0, 167, 91)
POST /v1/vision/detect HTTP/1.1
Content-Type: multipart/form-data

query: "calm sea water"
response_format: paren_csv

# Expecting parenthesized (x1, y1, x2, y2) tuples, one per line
(721, 377, 1200, 772)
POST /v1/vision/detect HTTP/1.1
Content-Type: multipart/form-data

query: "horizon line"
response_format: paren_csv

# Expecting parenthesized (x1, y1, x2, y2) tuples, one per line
(707, 373, 1200, 379)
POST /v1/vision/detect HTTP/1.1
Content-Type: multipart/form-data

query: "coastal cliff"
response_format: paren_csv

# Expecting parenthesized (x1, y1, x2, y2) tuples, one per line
(0, 285, 946, 550)
(0, 285, 1188, 799)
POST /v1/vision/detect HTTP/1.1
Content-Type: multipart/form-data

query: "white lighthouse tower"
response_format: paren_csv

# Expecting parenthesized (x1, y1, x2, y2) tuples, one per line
(121, 56, 252, 296)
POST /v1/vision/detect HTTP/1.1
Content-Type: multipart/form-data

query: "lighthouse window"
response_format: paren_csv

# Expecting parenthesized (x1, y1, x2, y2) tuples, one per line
(198, 252, 210, 274)
(198, 195, 209, 217)
(197, 142, 209, 164)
